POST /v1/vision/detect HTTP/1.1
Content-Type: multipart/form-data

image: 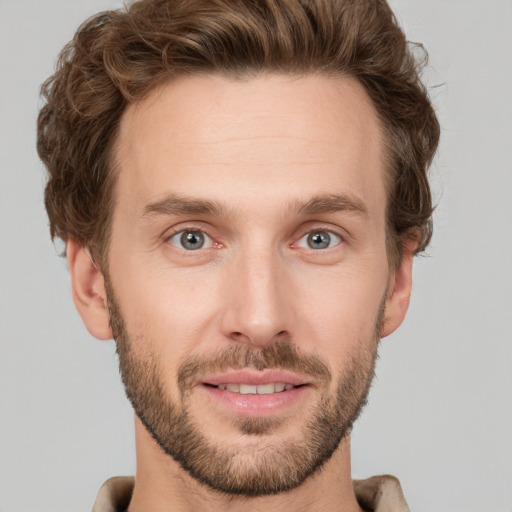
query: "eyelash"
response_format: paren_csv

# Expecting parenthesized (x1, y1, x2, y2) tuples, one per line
(166, 226, 217, 251)
(294, 229, 342, 251)
(165, 225, 344, 253)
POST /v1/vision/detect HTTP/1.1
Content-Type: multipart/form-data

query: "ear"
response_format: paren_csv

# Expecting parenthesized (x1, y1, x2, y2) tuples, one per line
(380, 239, 416, 338)
(67, 239, 113, 341)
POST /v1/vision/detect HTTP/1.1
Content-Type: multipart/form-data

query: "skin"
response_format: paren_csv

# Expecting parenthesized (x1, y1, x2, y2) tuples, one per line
(67, 74, 415, 512)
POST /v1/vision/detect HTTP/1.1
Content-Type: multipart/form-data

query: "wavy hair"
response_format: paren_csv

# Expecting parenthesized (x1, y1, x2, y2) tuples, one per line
(37, 0, 440, 268)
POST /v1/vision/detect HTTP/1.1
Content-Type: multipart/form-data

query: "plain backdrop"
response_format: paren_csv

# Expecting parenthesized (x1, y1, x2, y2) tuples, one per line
(1, 1, 511, 511)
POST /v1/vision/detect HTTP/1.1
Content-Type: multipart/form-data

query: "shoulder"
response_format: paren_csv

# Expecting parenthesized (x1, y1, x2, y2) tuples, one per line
(92, 476, 135, 512)
(353, 475, 410, 512)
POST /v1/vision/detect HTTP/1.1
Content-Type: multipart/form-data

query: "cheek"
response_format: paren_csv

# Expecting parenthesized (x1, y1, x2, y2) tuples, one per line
(111, 259, 223, 357)
(293, 265, 387, 354)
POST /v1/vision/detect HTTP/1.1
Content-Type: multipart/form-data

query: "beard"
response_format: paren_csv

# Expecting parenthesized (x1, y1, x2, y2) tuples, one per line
(104, 276, 382, 497)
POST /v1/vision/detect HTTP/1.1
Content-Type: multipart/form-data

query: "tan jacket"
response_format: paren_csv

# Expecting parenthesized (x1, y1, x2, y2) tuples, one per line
(93, 474, 410, 512)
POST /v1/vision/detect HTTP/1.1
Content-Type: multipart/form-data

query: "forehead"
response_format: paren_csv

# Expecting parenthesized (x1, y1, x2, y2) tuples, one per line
(113, 73, 386, 222)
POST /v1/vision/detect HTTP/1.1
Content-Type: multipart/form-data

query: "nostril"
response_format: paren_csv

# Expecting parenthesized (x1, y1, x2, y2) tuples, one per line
(230, 332, 251, 343)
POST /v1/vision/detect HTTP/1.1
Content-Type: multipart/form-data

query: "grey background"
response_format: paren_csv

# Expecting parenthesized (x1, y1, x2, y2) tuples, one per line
(1, 1, 511, 511)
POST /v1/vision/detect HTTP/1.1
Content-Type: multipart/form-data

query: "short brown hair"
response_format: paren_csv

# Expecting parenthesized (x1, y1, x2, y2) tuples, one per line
(37, 0, 440, 268)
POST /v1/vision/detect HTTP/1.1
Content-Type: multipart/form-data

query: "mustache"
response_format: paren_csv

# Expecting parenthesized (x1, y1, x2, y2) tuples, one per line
(177, 340, 332, 393)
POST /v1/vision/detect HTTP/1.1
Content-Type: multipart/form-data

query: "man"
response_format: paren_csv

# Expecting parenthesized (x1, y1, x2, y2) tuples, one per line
(37, 0, 439, 510)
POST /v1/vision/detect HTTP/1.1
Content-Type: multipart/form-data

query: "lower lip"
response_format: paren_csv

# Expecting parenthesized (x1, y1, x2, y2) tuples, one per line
(200, 384, 310, 417)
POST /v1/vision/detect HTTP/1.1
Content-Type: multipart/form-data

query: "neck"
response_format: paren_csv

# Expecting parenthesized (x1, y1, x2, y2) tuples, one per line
(127, 417, 363, 512)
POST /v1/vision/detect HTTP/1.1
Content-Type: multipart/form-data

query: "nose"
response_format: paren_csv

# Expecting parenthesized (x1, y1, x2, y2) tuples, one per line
(219, 244, 294, 348)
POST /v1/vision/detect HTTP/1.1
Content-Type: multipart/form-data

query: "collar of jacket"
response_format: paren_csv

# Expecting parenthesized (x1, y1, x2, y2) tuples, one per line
(93, 474, 410, 512)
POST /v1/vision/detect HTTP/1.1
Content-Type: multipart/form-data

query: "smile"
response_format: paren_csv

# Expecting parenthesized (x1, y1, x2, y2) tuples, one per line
(200, 372, 311, 416)
(215, 383, 296, 394)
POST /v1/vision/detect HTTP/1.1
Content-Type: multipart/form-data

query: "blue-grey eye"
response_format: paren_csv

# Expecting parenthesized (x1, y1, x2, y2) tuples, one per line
(297, 230, 341, 250)
(169, 230, 212, 250)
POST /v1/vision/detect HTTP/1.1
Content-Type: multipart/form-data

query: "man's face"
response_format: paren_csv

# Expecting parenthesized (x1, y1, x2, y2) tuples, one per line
(105, 74, 394, 495)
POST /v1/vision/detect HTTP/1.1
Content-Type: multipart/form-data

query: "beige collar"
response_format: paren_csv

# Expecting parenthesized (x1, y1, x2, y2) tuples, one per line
(353, 475, 410, 512)
(93, 474, 410, 512)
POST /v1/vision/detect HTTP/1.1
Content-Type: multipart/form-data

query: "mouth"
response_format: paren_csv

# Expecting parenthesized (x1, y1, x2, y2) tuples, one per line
(206, 382, 300, 394)
(199, 370, 311, 416)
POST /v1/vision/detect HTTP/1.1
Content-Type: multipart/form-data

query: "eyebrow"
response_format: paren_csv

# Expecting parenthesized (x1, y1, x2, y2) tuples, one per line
(294, 193, 369, 217)
(143, 194, 228, 218)
(142, 192, 368, 219)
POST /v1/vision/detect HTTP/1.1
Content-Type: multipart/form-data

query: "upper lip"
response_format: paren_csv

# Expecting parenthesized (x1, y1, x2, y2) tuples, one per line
(201, 370, 310, 387)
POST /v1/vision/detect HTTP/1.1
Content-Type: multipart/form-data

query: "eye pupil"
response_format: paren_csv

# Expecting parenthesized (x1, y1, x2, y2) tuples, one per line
(307, 231, 331, 249)
(181, 231, 204, 250)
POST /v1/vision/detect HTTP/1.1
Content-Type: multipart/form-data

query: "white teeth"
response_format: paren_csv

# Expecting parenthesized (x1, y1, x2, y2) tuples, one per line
(256, 383, 275, 395)
(217, 382, 293, 394)
(239, 384, 257, 394)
